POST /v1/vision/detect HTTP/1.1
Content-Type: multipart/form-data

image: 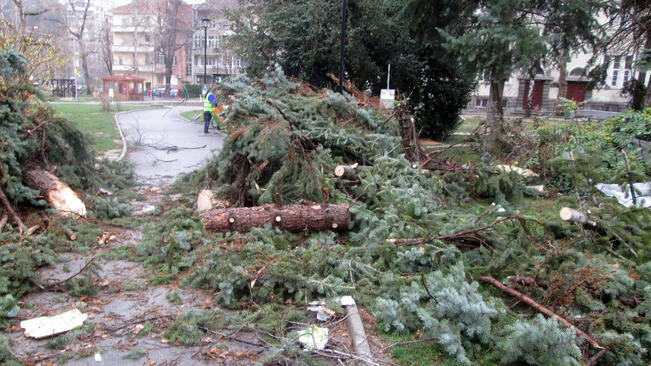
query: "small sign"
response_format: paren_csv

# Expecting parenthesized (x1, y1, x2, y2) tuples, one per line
(73, 68, 78, 75)
(380, 89, 395, 109)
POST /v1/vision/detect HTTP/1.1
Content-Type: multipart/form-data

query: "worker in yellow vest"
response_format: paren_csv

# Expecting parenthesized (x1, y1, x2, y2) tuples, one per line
(203, 90, 219, 133)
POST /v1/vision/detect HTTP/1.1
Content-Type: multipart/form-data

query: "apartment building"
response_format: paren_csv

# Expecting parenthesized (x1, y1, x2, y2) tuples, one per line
(110, 0, 190, 92)
(190, 0, 244, 85)
(467, 17, 650, 115)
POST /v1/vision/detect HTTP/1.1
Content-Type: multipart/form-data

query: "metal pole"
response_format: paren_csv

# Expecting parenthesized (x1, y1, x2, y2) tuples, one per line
(339, 0, 347, 94)
(203, 25, 208, 93)
(73, 40, 77, 101)
(387, 64, 391, 89)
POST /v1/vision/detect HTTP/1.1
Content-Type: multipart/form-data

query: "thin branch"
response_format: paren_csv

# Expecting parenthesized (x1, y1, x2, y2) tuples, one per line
(480, 276, 603, 350)
(41, 257, 95, 288)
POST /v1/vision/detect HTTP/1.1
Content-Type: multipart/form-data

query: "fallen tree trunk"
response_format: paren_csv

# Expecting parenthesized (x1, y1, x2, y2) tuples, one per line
(24, 170, 86, 217)
(200, 202, 350, 233)
(479, 276, 603, 350)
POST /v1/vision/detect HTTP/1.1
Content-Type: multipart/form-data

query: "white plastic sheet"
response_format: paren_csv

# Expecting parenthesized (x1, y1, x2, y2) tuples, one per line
(595, 182, 651, 208)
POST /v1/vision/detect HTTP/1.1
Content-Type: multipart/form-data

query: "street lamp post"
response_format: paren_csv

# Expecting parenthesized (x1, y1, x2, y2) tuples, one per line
(338, 0, 347, 94)
(202, 17, 210, 95)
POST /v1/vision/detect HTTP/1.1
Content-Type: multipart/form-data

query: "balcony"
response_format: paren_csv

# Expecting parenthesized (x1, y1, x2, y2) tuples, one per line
(113, 65, 156, 73)
(112, 45, 155, 53)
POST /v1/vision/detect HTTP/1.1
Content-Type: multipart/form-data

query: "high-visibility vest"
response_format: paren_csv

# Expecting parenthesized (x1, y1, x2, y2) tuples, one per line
(203, 92, 215, 112)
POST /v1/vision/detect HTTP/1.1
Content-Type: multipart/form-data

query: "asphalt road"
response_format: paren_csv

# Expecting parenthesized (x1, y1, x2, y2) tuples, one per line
(116, 106, 224, 185)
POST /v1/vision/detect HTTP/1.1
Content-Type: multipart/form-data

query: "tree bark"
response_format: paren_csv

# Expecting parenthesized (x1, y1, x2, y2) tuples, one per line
(24, 170, 86, 217)
(557, 49, 569, 115)
(485, 78, 505, 154)
(200, 203, 350, 233)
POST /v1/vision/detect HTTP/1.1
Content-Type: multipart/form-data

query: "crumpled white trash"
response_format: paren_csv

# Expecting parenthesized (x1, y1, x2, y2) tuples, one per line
(20, 308, 88, 339)
(595, 182, 651, 208)
(298, 325, 329, 350)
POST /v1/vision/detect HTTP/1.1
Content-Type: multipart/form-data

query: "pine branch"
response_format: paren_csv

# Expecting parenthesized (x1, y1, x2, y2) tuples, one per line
(479, 276, 603, 350)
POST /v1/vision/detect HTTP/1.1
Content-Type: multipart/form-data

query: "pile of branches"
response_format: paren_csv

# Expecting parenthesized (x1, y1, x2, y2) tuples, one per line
(141, 68, 650, 365)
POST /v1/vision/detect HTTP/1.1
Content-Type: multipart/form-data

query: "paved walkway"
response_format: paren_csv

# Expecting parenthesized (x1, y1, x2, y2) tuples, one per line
(116, 106, 223, 185)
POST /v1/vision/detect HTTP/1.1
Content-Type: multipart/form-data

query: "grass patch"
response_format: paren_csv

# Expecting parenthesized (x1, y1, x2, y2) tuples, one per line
(180, 109, 202, 121)
(50, 103, 160, 153)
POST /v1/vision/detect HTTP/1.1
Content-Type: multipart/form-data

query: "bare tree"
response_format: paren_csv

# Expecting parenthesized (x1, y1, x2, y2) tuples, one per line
(65, 0, 92, 95)
(100, 15, 112, 75)
(154, 0, 191, 92)
(10, 0, 47, 31)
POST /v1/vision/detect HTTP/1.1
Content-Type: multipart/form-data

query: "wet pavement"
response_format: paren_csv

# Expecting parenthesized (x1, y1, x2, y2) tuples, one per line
(117, 106, 224, 185)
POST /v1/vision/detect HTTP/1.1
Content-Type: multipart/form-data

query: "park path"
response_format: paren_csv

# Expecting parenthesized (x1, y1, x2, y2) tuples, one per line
(5, 108, 266, 365)
(116, 106, 224, 185)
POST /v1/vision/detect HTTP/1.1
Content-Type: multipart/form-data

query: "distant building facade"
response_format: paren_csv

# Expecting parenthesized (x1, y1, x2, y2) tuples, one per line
(110, 0, 191, 91)
(190, 0, 244, 85)
(466, 16, 651, 115)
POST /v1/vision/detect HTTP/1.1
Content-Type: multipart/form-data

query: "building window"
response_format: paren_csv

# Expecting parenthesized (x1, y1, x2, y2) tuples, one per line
(609, 54, 633, 87)
(156, 52, 164, 65)
(611, 70, 619, 86)
(475, 98, 488, 108)
(208, 35, 216, 48)
(477, 70, 489, 83)
(145, 34, 150, 44)
(118, 56, 123, 65)
(173, 56, 177, 66)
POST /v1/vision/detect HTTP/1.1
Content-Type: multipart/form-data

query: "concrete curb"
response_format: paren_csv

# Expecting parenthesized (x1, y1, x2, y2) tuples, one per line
(113, 107, 163, 162)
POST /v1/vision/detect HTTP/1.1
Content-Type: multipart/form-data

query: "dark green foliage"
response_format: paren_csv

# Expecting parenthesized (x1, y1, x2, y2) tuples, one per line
(0, 333, 13, 363)
(89, 196, 132, 219)
(183, 84, 202, 98)
(166, 290, 182, 305)
(162, 310, 216, 345)
(228, 0, 474, 140)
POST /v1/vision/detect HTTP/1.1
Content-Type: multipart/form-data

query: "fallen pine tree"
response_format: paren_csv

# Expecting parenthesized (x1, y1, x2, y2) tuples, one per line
(134, 68, 650, 365)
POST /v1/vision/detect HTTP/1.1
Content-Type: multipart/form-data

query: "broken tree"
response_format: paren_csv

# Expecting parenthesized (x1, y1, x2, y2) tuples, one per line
(24, 170, 87, 217)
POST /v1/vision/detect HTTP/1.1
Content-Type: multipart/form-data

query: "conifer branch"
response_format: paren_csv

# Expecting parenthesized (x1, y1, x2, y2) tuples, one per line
(479, 276, 603, 350)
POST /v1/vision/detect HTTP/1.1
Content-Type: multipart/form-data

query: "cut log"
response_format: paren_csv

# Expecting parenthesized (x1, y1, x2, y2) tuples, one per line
(559, 207, 604, 233)
(334, 163, 362, 179)
(200, 202, 350, 233)
(24, 170, 86, 217)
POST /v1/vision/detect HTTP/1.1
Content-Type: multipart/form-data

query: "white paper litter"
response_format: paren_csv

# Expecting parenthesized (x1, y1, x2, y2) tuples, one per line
(94, 353, 102, 362)
(595, 182, 651, 208)
(339, 296, 356, 306)
(307, 302, 335, 322)
(494, 164, 539, 178)
(20, 308, 88, 339)
(298, 325, 329, 350)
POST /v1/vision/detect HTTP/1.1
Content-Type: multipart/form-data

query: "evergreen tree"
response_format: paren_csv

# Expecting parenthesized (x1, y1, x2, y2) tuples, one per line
(444, 0, 547, 154)
(227, 0, 475, 140)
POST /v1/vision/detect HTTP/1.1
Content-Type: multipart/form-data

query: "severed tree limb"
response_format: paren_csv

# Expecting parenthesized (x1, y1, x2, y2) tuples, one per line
(479, 276, 603, 350)
(0, 185, 24, 234)
(387, 215, 525, 247)
(507, 275, 549, 288)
